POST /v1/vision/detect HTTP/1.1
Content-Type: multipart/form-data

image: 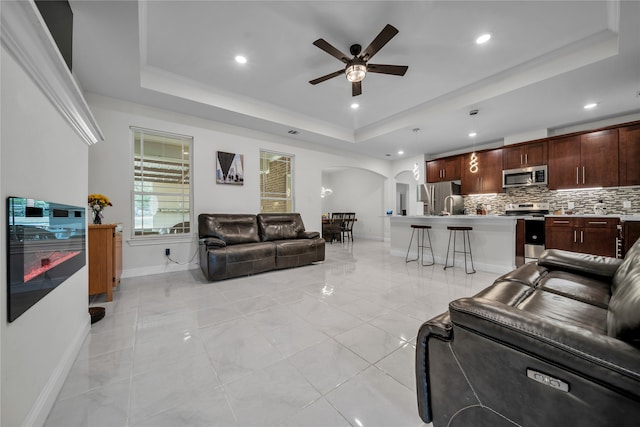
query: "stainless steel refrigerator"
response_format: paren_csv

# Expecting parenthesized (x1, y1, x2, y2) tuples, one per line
(419, 182, 464, 215)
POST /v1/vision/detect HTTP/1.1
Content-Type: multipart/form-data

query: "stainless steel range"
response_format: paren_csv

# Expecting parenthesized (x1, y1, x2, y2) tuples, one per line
(504, 202, 550, 217)
(504, 203, 550, 260)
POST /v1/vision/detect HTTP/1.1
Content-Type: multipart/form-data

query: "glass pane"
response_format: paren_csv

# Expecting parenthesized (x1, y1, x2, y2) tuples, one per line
(134, 193, 190, 236)
(133, 129, 192, 236)
(260, 151, 293, 213)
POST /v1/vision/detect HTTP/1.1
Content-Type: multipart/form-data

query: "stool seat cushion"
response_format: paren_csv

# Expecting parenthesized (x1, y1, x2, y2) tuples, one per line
(411, 224, 432, 229)
(447, 226, 473, 231)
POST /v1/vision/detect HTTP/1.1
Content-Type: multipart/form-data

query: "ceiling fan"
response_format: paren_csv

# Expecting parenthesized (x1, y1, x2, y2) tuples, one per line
(309, 24, 408, 97)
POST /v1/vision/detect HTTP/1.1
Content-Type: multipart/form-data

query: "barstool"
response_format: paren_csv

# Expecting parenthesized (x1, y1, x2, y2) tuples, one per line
(444, 226, 476, 274)
(405, 224, 435, 266)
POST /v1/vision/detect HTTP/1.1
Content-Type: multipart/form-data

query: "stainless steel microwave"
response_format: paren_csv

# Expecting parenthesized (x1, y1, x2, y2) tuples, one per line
(502, 165, 547, 188)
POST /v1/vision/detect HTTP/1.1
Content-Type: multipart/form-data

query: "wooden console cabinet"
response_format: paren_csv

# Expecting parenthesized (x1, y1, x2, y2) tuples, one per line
(88, 224, 122, 301)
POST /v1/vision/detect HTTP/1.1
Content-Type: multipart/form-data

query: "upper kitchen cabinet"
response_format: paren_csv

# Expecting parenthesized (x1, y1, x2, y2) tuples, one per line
(426, 155, 461, 182)
(502, 140, 548, 170)
(548, 129, 619, 189)
(461, 149, 503, 194)
(619, 124, 640, 186)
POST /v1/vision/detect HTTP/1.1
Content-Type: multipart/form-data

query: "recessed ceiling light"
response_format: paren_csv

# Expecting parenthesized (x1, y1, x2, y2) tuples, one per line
(350, 103, 359, 110)
(468, 132, 477, 137)
(476, 33, 491, 44)
(397, 150, 404, 155)
(584, 103, 598, 110)
(235, 55, 247, 64)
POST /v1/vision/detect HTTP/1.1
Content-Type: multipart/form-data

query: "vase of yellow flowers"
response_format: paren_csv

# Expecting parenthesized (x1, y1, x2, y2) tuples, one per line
(88, 194, 112, 225)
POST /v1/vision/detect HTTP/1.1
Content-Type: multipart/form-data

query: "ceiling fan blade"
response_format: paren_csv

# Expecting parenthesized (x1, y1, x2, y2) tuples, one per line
(309, 69, 344, 85)
(352, 81, 362, 97)
(361, 24, 399, 61)
(367, 64, 408, 76)
(313, 39, 350, 64)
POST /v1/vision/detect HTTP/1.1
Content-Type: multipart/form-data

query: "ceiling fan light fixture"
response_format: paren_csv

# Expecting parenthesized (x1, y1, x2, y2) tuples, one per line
(346, 64, 367, 82)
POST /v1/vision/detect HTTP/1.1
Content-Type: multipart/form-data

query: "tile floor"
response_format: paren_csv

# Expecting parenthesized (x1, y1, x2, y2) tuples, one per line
(45, 239, 501, 427)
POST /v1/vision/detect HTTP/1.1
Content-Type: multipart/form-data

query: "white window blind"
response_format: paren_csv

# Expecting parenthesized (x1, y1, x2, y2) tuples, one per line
(132, 127, 192, 238)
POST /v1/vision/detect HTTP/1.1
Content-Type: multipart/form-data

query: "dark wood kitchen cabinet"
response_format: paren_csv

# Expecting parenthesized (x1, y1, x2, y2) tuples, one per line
(515, 219, 525, 267)
(622, 220, 640, 257)
(545, 217, 619, 257)
(461, 149, 503, 194)
(503, 140, 547, 170)
(619, 124, 640, 186)
(426, 155, 461, 182)
(548, 130, 619, 190)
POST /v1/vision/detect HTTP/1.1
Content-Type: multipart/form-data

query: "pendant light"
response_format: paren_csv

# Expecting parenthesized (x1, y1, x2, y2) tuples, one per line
(413, 128, 421, 181)
(469, 109, 479, 173)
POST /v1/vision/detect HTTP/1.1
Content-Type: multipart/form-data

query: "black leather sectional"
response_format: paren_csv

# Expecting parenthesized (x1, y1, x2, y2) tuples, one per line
(198, 213, 325, 281)
(416, 237, 640, 426)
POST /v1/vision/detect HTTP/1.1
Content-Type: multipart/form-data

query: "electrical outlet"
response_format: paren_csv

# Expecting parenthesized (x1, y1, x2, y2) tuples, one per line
(623, 200, 632, 209)
(567, 201, 575, 209)
(165, 248, 170, 256)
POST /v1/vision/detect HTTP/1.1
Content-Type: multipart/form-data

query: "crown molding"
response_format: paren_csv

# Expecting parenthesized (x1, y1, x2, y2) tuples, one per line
(1, 0, 103, 145)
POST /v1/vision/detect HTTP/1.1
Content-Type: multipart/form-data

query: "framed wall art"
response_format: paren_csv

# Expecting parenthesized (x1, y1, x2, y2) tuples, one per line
(216, 151, 244, 185)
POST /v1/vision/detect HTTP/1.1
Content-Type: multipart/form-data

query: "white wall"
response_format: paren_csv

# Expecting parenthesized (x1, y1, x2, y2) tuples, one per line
(391, 155, 425, 216)
(1, 48, 90, 427)
(321, 168, 387, 240)
(86, 95, 393, 277)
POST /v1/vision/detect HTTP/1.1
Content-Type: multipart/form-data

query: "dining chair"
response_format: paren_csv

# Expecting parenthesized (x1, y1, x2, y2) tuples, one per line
(341, 212, 356, 242)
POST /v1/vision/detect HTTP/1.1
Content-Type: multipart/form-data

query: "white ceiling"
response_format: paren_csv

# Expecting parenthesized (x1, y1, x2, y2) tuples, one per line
(70, 0, 640, 160)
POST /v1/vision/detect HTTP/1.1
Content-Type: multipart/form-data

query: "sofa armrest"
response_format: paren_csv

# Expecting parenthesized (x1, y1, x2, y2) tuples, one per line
(298, 231, 320, 239)
(416, 311, 452, 423)
(449, 297, 640, 394)
(199, 237, 226, 248)
(538, 249, 622, 281)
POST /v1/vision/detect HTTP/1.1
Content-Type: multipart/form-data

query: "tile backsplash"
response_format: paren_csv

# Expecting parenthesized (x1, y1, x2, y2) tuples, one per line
(464, 186, 640, 215)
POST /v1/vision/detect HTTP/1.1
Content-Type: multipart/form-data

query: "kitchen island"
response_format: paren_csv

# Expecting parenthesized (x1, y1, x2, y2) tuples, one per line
(390, 215, 519, 273)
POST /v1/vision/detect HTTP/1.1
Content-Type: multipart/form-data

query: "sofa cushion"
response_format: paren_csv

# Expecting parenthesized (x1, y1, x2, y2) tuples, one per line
(517, 290, 608, 334)
(538, 249, 623, 281)
(472, 280, 534, 306)
(494, 261, 547, 288)
(538, 271, 611, 309)
(198, 214, 260, 245)
(257, 213, 305, 241)
(608, 238, 640, 341)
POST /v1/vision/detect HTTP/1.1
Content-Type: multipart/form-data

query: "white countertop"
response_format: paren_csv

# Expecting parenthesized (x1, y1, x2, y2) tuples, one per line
(390, 214, 522, 222)
(391, 213, 640, 221)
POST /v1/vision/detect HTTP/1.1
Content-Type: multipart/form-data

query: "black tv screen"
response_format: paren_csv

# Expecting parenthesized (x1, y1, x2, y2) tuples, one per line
(7, 197, 86, 322)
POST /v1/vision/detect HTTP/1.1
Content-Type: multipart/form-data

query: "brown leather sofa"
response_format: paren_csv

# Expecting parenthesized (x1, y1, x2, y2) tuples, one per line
(416, 237, 640, 427)
(198, 213, 325, 281)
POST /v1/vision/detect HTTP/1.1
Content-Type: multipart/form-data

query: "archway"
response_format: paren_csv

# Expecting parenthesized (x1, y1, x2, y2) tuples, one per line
(321, 167, 387, 241)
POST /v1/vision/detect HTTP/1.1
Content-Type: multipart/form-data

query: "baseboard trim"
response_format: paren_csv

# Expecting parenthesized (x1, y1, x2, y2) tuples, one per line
(24, 315, 90, 427)
(122, 262, 199, 279)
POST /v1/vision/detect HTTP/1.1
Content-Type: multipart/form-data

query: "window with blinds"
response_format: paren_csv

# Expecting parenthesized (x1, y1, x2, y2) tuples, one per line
(132, 128, 192, 237)
(260, 150, 294, 213)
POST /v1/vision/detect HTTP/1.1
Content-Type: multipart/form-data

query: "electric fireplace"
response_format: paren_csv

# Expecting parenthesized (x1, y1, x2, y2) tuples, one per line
(7, 197, 86, 322)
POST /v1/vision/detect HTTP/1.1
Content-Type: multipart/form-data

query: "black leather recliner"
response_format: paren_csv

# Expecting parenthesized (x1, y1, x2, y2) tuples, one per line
(198, 213, 325, 281)
(416, 237, 640, 426)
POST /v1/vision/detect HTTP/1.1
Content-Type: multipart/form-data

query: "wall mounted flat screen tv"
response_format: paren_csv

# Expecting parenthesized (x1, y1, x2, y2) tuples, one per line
(7, 197, 86, 322)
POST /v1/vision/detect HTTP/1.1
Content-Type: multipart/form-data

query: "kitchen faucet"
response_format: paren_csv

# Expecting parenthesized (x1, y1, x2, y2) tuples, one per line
(443, 195, 454, 215)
